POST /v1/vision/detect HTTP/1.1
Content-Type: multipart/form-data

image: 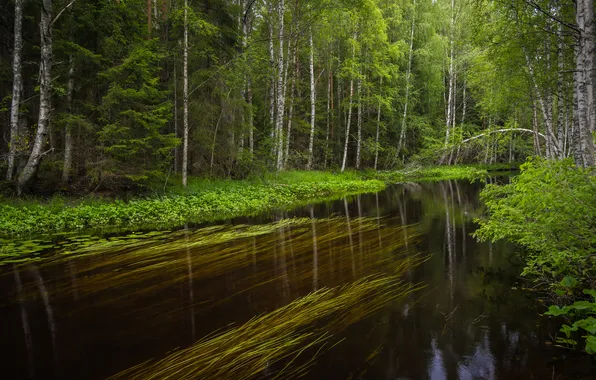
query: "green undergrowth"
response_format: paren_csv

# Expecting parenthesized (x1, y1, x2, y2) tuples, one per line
(0, 165, 498, 238)
(363, 165, 490, 183)
(474, 157, 596, 355)
(0, 176, 384, 237)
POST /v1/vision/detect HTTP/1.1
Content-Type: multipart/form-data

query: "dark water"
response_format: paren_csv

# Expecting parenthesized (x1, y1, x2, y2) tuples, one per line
(1, 179, 594, 379)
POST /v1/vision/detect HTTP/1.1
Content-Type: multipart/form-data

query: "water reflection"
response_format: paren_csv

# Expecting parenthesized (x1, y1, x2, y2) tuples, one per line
(0, 179, 593, 379)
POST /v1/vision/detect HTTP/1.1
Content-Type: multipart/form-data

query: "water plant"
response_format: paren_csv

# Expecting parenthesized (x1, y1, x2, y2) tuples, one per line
(108, 274, 424, 380)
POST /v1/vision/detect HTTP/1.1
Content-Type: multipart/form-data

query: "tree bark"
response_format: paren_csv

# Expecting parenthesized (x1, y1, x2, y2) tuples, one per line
(182, 0, 189, 187)
(275, 0, 286, 172)
(17, 0, 53, 194)
(307, 29, 316, 169)
(397, 0, 415, 158)
(7, 0, 24, 181)
(62, 59, 75, 183)
(355, 75, 362, 169)
(444, 0, 455, 147)
(374, 77, 382, 170)
(341, 32, 357, 173)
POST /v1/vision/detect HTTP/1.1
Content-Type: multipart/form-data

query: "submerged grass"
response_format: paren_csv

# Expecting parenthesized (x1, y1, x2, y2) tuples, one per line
(108, 272, 424, 380)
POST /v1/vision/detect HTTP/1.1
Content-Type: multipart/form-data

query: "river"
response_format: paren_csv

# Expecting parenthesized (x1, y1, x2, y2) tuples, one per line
(1, 178, 594, 379)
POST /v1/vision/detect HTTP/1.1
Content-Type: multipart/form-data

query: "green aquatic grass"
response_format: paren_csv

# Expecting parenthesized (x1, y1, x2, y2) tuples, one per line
(108, 273, 424, 380)
(0, 178, 385, 237)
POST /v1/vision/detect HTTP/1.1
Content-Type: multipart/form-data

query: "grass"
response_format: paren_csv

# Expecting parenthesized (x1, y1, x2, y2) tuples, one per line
(0, 175, 384, 237)
(0, 165, 499, 238)
(108, 272, 425, 380)
(362, 165, 490, 183)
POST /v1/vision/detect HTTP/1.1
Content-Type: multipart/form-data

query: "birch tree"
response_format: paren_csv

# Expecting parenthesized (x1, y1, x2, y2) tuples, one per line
(182, 0, 189, 187)
(17, 0, 53, 194)
(7, 0, 24, 181)
(307, 28, 316, 169)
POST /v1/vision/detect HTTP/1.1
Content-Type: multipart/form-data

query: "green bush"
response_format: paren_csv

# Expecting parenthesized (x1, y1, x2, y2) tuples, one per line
(474, 157, 596, 354)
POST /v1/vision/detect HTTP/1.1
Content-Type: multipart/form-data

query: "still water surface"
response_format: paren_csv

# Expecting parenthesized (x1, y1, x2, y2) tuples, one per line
(1, 179, 594, 379)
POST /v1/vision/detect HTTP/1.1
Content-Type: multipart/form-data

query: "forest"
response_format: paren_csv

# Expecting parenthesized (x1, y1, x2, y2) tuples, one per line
(1, 0, 596, 375)
(1, 0, 594, 195)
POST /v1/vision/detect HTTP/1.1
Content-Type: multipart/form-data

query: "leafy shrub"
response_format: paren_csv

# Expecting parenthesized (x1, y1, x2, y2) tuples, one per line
(474, 157, 596, 354)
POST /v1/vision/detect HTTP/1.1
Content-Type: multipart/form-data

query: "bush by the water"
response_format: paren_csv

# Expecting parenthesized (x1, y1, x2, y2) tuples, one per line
(474, 157, 596, 354)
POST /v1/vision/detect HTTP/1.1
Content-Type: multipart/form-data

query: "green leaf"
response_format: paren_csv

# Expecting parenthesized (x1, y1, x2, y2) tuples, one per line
(545, 305, 569, 317)
(560, 276, 578, 289)
(583, 289, 596, 301)
(586, 336, 596, 355)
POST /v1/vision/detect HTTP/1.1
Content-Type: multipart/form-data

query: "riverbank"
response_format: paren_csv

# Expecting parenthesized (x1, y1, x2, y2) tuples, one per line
(0, 165, 493, 237)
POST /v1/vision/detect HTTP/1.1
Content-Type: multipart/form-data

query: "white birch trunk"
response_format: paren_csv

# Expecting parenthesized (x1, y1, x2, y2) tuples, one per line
(268, 3, 276, 152)
(17, 0, 52, 194)
(324, 66, 332, 168)
(355, 75, 362, 169)
(341, 33, 356, 172)
(444, 0, 455, 147)
(574, 0, 595, 166)
(182, 0, 189, 187)
(397, 0, 415, 157)
(374, 77, 382, 170)
(7, 0, 24, 181)
(307, 29, 316, 169)
(275, 0, 286, 172)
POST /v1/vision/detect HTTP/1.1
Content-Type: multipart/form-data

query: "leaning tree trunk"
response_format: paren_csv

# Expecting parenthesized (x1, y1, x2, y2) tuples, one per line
(182, 0, 189, 187)
(7, 0, 24, 181)
(307, 29, 316, 170)
(17, 0, 52, 194)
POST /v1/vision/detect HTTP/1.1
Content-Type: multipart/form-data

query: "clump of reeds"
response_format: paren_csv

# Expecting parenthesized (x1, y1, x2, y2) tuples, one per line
(109, 273, 424, 380)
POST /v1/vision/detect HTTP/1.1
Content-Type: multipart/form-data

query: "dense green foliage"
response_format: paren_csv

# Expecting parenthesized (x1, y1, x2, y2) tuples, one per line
(365, 165, 489, 183)
(0, 176, 384, 236)
(0, 165, 492, 236)
(474, 158, 596, 354)
(3, 0, 574, 196)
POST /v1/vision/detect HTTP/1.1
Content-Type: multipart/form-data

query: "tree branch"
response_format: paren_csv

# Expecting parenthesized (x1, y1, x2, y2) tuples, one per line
(51, 0, 76, 27)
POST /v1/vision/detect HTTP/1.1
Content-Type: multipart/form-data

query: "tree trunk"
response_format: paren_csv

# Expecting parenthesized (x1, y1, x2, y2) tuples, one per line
(268, 3, 276, 156)
(275, 0, 286, 172)
(445, 0, 455, 147)
(324, 66, 332, 168)
(341, 33, 356, 173)
(374, 77, 382, 170)
(355, 75, 362, 169)
(557, 22, 566, 158)
(182, 0, 189, 187)
(147, 0, 152, 38)
(7, 0, 24, 181)
(62, 59, 75, 183)
(307, 29, 316, 169)
(397, 0, 415, 158)
(285, 35, 298, 169)
(17, 0, 52, 194)
(574, 0, 595, 166)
